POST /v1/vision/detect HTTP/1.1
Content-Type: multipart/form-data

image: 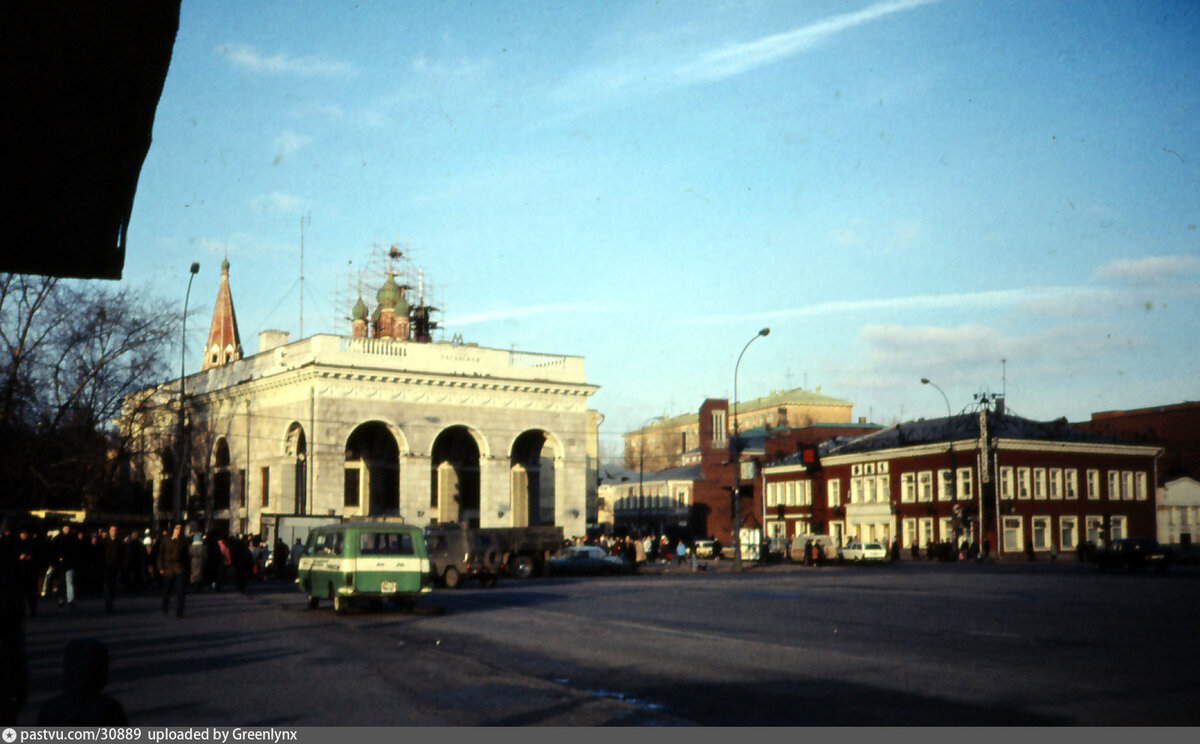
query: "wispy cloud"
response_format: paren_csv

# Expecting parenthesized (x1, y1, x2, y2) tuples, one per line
(559, 0, 939, 102)
(250, 192, 308, 216)
(681, 285, 1107, 325)
(273, 131, 314, 163)
(673, 0, 941, 85)
(1093, 254, 1200, 285)
(447, 302, 609, 327)
(216, 43, 355, 77)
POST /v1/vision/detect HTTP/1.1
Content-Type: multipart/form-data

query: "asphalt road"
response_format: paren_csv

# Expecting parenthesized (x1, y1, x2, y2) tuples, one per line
(17, 560, 1200, 726)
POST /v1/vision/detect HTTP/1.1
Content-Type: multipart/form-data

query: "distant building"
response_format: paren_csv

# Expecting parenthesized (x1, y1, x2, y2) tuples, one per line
(623, 387, 858, 471)
(762, 404, 1161, 558)
(1076, 401, 1200, 482)
(1157, 477, 1199, 548)
(121, 259, 599, 542)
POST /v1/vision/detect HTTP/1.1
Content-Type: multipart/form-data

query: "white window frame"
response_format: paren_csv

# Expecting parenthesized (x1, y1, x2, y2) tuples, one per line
(1034, 468, 1047, 500)
(1059, 516, 1078, 551)
(1135, 471, 1147, 501)
(1087, 469, 1100, 500)
(1108, 471, 1119, 501)
(1065, 469, 1078, 500)
(938, 469, 953, 501)
(766, 481, 778, 508)
(918, 517, 934, 547)
(827, 478, 841, 508)
(957, 467, 972, 501)
(802, 480, 813, 507)
(1122, 471, 1134, 502)
(1000, 466, 1014, 499)
(1086, 515, 1104, 547)
(1018, 467, 1031, 500)
(1049, 469, 1062, 500)
(877, 474, 890, 503)
(1031, 516, 1051, 550)
(939, 517, 954, 541)
(1111, 515, 1127, 541)
(1003, 516, 1024, 552)
(902, 518, 917, 549)
(785, 480, 796, 507)
(864, 476, 876, 504)
(901, 473, 915, 503)
(918, 471, 933, 502)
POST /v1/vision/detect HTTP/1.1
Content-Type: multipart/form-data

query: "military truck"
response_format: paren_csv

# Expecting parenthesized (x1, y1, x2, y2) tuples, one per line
(424, 523, 564, 586)
(424, 526, 504, 589)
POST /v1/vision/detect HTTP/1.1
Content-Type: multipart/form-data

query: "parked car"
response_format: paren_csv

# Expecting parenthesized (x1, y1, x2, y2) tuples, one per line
(548, 546, 630, 576)
(839, 541, 889, 563)
(1094, 537, 1174, 573)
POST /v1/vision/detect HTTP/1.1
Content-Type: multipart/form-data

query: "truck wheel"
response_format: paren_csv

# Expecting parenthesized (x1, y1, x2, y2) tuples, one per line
(509, 555, 535, 579)
(443, 566, 461, 589)
(306, 596, 319, 610)
(333, 590, 347, 615)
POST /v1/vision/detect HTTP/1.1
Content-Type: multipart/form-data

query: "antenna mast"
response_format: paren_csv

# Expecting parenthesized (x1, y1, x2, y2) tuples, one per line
(300, 213, 310, 338)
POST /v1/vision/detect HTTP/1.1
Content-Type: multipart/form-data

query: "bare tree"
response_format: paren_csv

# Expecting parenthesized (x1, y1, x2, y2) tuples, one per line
(0, 273, 179, 511)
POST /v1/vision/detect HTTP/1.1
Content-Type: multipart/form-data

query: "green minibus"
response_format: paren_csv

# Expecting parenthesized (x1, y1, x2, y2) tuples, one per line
(296, 521, 433, 613)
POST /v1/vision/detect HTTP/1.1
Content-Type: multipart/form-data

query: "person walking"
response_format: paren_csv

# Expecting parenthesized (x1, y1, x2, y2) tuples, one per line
(157, 524, 188, 617)
(51, 524, 81, 608)
(188, 535, 207, 592)
(100, 526, 123, 614)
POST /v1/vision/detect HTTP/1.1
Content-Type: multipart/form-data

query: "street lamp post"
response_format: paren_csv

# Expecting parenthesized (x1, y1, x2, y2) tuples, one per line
(174, 263, 200, 524)
(731, 328, 770, 573)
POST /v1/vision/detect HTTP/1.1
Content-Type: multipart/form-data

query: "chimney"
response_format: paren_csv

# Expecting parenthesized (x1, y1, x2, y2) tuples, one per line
(258, 329, 289, 354)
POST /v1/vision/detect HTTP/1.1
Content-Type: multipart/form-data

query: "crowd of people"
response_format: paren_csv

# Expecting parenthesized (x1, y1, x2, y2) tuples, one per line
(1, 521, 302, 619)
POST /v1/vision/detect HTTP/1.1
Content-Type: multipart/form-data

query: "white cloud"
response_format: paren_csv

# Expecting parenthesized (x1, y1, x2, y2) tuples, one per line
(273, 131, 314, 163)
(673, 0, 941, 85)
(683, 285, 1106, 326)
(560, 0, 939, 102)
(447, 302, 609, 326)
(216, 43, 355, 77)
(251, 192, 307, 215)
(1093, 255, 1200, 285)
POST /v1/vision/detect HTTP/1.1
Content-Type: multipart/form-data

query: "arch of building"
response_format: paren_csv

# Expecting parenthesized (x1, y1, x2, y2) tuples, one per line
(283, 422, 308, 515)
(430, 424, 488, 526)
(508, 428, 564, 528)
(211, 437, 232, 513)
(344, 420, 402, 517)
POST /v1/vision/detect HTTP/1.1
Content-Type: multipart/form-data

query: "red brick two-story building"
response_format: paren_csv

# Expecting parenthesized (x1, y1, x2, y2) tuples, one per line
(761, 403, 1162, 559)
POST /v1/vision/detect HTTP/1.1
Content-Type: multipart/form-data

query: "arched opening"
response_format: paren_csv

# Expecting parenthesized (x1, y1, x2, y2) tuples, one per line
(510, 430, 556, 527)
(345, 422, 399, 516)
(285, 423, 307, 515)
(212, 438, 231, 511)
(430, 426, 481, 526)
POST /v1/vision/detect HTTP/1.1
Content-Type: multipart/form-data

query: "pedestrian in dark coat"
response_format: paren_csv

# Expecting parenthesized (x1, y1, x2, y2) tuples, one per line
(51, 524, 82, 608)
(100, 526, 123, 614)
(156, 524, 188, 617)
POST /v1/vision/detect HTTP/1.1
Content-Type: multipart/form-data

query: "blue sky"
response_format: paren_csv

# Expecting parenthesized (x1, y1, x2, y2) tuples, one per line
(124, 0, 1200, 456)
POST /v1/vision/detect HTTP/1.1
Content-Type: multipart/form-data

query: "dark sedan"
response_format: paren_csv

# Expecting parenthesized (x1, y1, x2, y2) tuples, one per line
(548, 546, 631, 576)
(1094, 537, 1174, 573)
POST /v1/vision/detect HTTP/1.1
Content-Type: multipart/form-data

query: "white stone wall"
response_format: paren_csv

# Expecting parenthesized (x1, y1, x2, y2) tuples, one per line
(127, 335, 597, 537)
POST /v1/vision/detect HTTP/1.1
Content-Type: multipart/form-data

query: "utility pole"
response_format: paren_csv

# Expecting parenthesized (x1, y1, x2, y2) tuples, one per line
(300, 213, 310, 338)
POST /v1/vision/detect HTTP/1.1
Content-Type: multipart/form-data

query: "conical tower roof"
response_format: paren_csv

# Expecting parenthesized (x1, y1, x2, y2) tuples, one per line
(202, 258, 243, 370)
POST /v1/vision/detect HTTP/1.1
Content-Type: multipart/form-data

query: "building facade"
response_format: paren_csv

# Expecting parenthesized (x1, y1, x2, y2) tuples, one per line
(623, 387, 857, 471)
(122, 261, 600, 542)
(761, 405, 1162, 559)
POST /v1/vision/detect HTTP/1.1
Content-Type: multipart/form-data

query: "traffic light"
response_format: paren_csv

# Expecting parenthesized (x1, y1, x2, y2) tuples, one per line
(801, 446, 820, 472)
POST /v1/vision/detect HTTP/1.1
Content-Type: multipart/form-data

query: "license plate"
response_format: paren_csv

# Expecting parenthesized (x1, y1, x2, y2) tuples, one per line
(380, 580, 397, 593)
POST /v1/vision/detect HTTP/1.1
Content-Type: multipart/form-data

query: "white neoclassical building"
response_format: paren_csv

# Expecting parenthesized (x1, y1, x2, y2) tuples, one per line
(122, 260, 600, 541)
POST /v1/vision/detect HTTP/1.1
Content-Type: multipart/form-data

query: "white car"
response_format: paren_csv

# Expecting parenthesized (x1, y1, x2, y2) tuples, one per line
(839, 541, 889, 563)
